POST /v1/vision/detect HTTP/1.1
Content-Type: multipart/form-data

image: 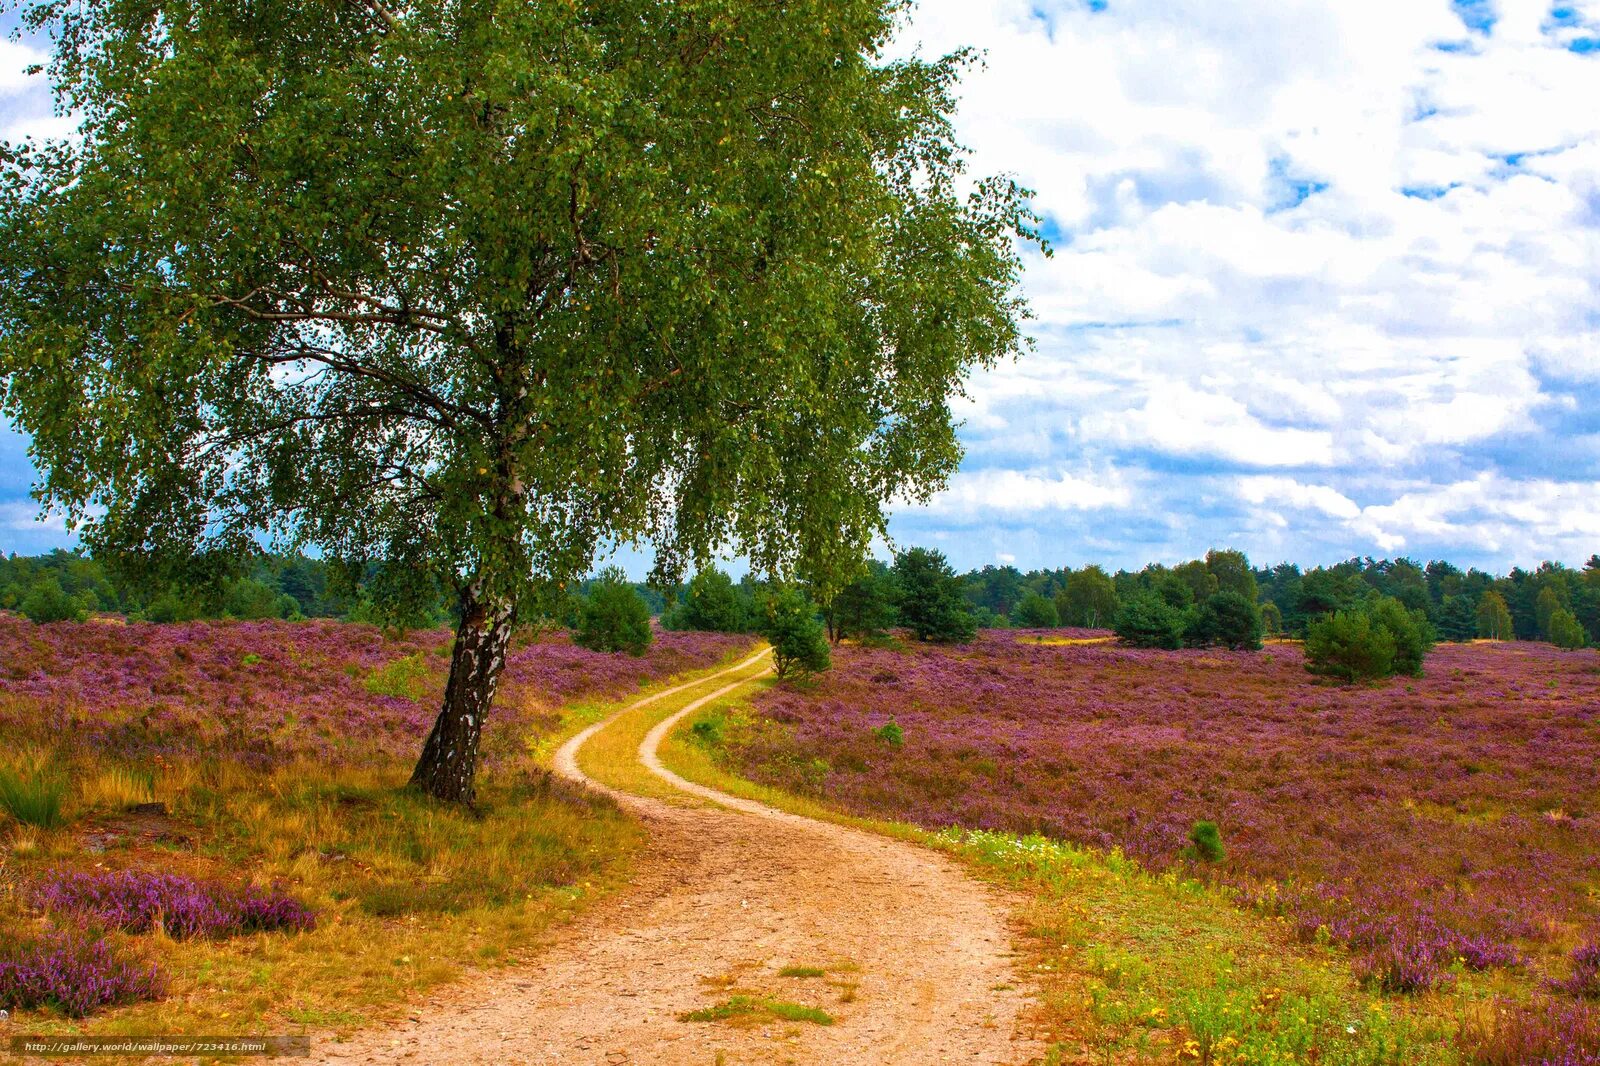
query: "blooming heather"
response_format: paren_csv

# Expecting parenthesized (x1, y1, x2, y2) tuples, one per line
(0, 617, 749, 766)
(33, 871, 315, 939)
(735, 633, 1600, 990)
(0, 930, 165, 1017)
(1561, 939, 1600, 999)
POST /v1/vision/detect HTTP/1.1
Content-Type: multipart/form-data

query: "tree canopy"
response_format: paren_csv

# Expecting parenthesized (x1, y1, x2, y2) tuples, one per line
(0, 0, 1037, 801)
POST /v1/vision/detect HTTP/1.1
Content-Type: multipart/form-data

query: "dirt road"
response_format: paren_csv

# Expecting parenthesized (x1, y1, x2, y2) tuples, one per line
(318, 651, 1044, 1065)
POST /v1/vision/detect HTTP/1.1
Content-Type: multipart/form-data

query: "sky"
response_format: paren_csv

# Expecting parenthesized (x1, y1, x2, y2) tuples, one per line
(1, 0, 1598, 574)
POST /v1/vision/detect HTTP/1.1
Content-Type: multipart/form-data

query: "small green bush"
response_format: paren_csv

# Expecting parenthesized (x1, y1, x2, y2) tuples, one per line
(689, 717, 723, 747)
(363, 652, 435, 702)
(1304, 609, 1396, 683)
(763, 587, 830, 678)
(1549, 608, 1588, 650)
(1187, 820, 1225, 862)
(1112, 594, 1187, 649)
(574, 567, 653, 655)
(1186, 591, 1263, 651)
(872, 720, 904, 746)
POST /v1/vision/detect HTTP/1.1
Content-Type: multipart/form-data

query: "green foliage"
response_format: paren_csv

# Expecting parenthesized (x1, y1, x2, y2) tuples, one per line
(762, 587, 831, 679)
(1535, 586, 1566, 640)
(222, 577, 300, 620)
(363, 653, 436, 702)
(1153, 572, 1196, 609)
(872, 720, 904, 746)
(1259, 601, 1284, 636)
(689, 717, 723, 747)
(140, 586, 205, 623)
(1056, 565, 1118, 628)
(0, 0, 1035, 633)
(893, 548, 977, 643)
(1204, 549, 1257, 602)
(1436, 595, 1478, 642)
(18, 573, 92, 623)
(825, 561, 898, 643)
(1171, 559, 1219, 604)
(1186, 591, 1263, 651)
(665, 568, 751, 634)
(573, 568, 653, 656)
(0, 754, 67, 829)
(1368, 596, 1434, 677)
(1186, 820, 1225, 863)
(1548, 608, 1588, 650)
(1304, 610, 1396, 683)
(1010, 590, 1059, 628)
(1476, 591, 1514, 640)
(1112, 594, 1187, 650)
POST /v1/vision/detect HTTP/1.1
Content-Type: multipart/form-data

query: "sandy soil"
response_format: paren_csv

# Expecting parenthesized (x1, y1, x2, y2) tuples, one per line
(317, 652, 1045, 1066)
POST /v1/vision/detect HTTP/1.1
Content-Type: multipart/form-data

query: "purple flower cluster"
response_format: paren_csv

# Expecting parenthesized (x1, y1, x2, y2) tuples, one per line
(1559, 940, 1600, 999)
(0, 617, 749, 766)
(33, 871, 315, 939)
(734, 632, 1600, 994)
(0, 931, 165, 1017)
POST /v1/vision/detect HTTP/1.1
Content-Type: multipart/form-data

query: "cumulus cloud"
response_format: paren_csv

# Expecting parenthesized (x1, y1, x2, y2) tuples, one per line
(923, 466, 1134, 519)
(883, 0, 1600, 571)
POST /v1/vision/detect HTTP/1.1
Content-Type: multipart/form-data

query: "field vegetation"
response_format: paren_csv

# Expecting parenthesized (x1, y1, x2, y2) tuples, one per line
(0, 616, 748, 1034)
(688, 632, 1600, 1063)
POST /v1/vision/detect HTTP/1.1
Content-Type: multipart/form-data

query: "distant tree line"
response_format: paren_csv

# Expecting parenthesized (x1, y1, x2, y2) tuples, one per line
(6, 547, 1598, 657)
(947, 552, 1600, 650)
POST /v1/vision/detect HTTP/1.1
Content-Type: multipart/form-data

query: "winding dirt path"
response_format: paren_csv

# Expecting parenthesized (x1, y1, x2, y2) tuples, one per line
(319, 651, 1044, 1065)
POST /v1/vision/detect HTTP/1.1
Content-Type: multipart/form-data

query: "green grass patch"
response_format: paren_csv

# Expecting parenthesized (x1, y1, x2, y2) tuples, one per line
(361, 652, 437, 702)
(679, 995, 834, 1026)
(778, 966, 826, 978)
(0, 750, 68, 829)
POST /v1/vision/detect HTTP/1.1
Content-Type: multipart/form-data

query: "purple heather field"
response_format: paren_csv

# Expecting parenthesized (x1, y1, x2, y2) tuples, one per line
(734, 632, 1600, 996)
(0, 616, 749, 766)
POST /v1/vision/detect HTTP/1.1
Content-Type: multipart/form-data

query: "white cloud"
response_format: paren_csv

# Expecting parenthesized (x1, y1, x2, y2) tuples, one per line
(0, 40, 45, 93)
(883, 0, 1600, 568)
(1349, 475, 1600, 555)
(923, 466, 1133, 518)
(0, 500, 67, 532)
(1236, 476, 1362, 520)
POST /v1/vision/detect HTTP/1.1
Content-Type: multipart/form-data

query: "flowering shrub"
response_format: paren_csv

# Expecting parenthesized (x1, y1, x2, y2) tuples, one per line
(1354, 938, 1455, 994)
(0, 930, 165, 1017)
(0, 617, 749, 766)
(33, 871, 315, 939)
(731, 633, 1600, 989)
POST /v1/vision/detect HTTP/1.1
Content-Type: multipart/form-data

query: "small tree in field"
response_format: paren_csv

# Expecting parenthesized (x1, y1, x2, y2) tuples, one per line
(574, 569, 652, 656)
(763, 588, 831, 679)
(1305, 610, 1396, 683)
(1368, 596, 1433, 677)
(1011, 591, 1059, 628)
(0, 1, 1035, 803)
